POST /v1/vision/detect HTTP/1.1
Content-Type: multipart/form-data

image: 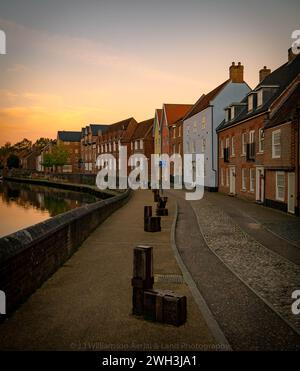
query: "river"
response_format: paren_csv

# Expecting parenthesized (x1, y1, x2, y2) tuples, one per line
(0, 180, 100, 238)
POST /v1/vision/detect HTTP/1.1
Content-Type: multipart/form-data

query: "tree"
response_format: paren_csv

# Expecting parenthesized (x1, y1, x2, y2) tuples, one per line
(13, 138, 32, 152)
(34, 138, 52, 148)
(7, 154, 20, 169)
(52, 145, 70, 171)
(41, 153, 54, 169)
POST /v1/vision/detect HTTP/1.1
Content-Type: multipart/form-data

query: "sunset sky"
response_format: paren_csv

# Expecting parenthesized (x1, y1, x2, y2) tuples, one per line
(0, 0, 299, 145)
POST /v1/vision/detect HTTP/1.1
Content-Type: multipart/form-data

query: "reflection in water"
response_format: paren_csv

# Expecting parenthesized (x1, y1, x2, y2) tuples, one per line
(0, 181, 100, 238)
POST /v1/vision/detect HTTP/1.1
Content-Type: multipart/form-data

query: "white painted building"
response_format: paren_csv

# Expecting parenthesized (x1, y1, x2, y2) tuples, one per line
(183, 62, 251, 190)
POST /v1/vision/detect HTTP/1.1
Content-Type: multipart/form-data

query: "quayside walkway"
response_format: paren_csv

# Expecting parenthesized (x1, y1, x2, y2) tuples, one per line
(0, 190, 216, 351)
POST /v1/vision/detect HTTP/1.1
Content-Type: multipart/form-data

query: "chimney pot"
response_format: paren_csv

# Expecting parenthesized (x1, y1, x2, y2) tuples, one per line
(259, 66, 271, 83)
(229, 62, 244, 83)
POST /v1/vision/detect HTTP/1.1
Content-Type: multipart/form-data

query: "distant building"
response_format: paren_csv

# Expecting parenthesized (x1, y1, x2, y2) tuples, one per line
(97, 117, 138, 175)
(81, 124, 108, 173)
(130, 118, 154, 178)
(184, 62, 251, 191)
(57, 131, 81, 173)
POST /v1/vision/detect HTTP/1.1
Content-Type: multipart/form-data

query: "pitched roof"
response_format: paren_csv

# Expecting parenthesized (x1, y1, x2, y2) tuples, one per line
(265, 83, 300, 129)
(57, 131, 81, 142)
(163, 104, 193, 126)
(132, 118, 154, 140)
(217, 53, 300, 131)
(184, 80, 230, 120)
(106, 117, 134, 134)
(90, 124, 109, 135)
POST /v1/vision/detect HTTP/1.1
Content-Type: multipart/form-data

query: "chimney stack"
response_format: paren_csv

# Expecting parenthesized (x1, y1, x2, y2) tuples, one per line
(259, 66, 271, 83)
(229, 62, 244, 83)
(288, 47, 297, 62)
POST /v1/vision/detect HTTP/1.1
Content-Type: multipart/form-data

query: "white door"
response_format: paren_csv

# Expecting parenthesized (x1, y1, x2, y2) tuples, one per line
(229, 167, 236, 194)
(288, 172, 295, 214)
(256, 167, 264, 202)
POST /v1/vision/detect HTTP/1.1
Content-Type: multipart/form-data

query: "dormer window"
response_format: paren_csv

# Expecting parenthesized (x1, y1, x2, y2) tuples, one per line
(257, 90, 263, 107)
(230, 106, 235, 120)
(248, 95, 253, 112)
(225, 109, 230, 122)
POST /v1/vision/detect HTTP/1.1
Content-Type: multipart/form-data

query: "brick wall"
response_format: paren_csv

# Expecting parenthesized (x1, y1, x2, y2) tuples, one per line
(218, 114, 265, 200)
(0, 189, 131, 316)
(264, 122, 292, 169)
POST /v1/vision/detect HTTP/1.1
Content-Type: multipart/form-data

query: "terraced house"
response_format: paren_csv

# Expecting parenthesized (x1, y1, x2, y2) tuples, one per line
(81, 124, 108, 173)
(57, 131, 81, 173)
(97, 117, 138, 175)
(217, 49, 300, 214)
(183, 62, 251, 191)
(130, 118, 154, 178)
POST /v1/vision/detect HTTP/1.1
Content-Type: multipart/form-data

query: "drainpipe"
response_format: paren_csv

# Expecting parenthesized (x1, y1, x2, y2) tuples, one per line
(296, 108, 300, 215)
(211, 105, 218, 190)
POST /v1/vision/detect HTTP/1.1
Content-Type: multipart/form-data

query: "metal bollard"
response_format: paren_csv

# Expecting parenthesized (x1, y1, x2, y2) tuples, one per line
(132, 245, 154, 315)
(144, 216, 161, 232)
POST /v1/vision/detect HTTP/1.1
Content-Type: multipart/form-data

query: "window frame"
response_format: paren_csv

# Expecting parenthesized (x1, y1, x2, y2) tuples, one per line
(272, 129, 281, 158)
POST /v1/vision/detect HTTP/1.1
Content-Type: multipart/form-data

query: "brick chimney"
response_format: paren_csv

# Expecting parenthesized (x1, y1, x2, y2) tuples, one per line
(288, 47, 297, 62)
(259, 66, 271, 82)
(229, 62, 244, 83)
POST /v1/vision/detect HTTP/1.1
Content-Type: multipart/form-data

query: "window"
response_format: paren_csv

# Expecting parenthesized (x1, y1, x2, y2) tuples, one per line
(202, 138, 206, 153)
(173, 127, 176, 138)
(131, 142, 133, 151)
(178, 126, 181, 137)
(231, 137, 235, 156)
(201, 115, 206, 129)
(113, 142, 116, 151)
(242, 132, 247, 155)
(173, 144, 176, 154)
(135, 140, 138, 150)
(225, 137, 230, 149)
(259, 129, 264, 152)
(109, 142, 112, 152)
(230, 106, 235, 120)
(225, 109, 230, 122)
(272, 130, 281, 158)
(249, 130, 255, 144)
(257, 90, 263, 107)
(221, 168, 224, 186)
(242, 168, 247, 190)
(248, 95, 253, 111)
(140, 139, 143, 150)
(226, 168, 229, 186)
(250, 168, 255, 192)
(276, 172, 285, 201)
(220, 140, 224, 158)
(178, 143, 181, 153)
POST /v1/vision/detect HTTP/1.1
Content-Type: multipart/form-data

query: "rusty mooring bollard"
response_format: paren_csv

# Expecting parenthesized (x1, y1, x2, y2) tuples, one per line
(156, 208, 168, 216)
(143, 290, 187, 326)
(153, 189, 160, 202)
(144, 216, 161, 232)
(157, 196, 168, 209)
(132, 245, 154, 315)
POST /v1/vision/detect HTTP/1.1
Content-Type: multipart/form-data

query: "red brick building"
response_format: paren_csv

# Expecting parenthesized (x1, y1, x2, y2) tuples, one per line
(97, 117, 138, 175)
(263, 81, 300, 214)
(130, 118, 154, 178)
(217, 49, 300, 214)
(81, 124, 108, 173)
(161, 104, 193, 156)
(57, 131, 81, 173)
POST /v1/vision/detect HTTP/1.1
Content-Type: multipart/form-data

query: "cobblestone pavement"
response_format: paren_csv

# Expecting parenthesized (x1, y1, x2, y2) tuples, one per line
(191, 195, 300, 333)
(171, 189, 300, 350)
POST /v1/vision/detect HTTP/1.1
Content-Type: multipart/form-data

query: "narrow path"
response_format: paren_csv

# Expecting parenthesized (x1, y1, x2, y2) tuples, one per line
(169, 189, 300, 351)
(0, 190, 215, 351)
